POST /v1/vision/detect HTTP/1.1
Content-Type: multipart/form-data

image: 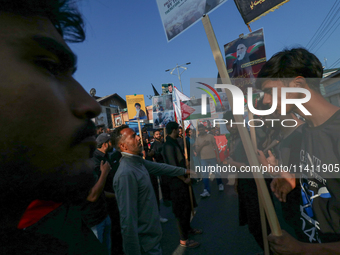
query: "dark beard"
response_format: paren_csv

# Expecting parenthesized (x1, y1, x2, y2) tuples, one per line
(33, 161, 95, 204)
(0, 155, 95, 207)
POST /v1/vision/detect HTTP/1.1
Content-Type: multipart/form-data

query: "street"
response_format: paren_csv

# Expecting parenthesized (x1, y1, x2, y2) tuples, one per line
(159, 177, 263, 255)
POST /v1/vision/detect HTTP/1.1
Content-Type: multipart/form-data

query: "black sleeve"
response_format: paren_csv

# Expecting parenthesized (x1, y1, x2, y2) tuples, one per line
(89, 157, 101, 177)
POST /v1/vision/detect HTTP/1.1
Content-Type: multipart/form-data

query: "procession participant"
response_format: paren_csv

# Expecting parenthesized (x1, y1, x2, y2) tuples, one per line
(148, 129, 171, 220)
(112, 125, 192, 255)
(256, 47, 340, 254)
(82, 133, 116, 255)
(194, 124, 224, 198)
(257, 112, 305, 241)
(163, 122, 201, 249)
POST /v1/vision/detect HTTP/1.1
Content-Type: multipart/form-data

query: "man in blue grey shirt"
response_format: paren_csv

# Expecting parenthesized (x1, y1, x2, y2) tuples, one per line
(112, 125, 190, 255)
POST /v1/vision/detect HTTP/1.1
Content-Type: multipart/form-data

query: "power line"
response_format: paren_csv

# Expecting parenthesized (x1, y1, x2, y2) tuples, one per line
(328, 56, 340, 69)
(309, 6, 340, 51)
(314, 17, 340, 54)
(306, 0, 338, 49)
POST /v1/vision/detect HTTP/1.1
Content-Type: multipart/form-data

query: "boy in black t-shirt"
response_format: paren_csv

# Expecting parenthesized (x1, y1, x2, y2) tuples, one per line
(257, 113, 306, 241)
(256, 48, 340, 254)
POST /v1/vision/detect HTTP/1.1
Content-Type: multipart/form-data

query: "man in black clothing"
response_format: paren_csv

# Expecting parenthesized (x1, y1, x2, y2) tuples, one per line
(257, 113, 305, 241)
(87, 133, 124, 255)
(223, 111, 270, 251)
(149, 130, 171, 218)
(106, 147, 124, 255)
(149, 130, 165, 163)
(82, 133, 114, 255)
(162, 122, 201, 248)
(142, 128, 168, 223)
(257, 48, 340, 254)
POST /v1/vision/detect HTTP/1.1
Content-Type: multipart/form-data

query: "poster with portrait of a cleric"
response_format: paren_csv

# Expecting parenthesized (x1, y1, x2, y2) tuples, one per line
(126, 94, 147, 120)
(156, 0, 228, 42)
(224, 28, 266, 93)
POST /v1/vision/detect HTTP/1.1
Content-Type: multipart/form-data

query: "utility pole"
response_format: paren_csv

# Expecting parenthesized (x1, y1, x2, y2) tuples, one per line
(165, 62, 191, 92)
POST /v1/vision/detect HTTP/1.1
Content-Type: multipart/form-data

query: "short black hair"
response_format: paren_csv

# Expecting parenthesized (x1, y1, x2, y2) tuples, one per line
(111, 124, 129, 152)
(166, 121, 179, 135)
(135, 103, 141, 107)
(255, 48, 323, 93)
(0, 0, 85, 43)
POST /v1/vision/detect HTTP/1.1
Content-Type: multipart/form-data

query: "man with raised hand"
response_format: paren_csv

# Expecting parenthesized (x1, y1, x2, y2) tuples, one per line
(82, 133, 115, 255)
(256, 48, 340, 254)
(0, 1, 107, 254)
(112, 125, 191, 255)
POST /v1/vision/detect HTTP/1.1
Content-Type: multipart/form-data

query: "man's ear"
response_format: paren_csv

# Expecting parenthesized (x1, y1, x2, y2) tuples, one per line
(293, 76, 308, 89)
(119, 142, 126, 152)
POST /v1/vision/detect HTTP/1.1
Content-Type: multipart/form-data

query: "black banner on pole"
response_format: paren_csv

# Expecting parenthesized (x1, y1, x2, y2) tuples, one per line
(234, 0, 290, 24)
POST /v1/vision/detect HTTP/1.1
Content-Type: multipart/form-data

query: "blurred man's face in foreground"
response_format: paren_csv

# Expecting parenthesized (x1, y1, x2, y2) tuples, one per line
(0, 13, 101, 203)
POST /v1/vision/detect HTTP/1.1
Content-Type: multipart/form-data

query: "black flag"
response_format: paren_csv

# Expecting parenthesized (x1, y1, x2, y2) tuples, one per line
(152, 83, 160, 96)
(234, 0, 290, 24)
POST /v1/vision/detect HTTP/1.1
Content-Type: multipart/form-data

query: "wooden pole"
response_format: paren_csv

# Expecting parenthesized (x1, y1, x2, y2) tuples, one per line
(163, 127, 166, 142)
(121, 112, 125, 124)
(243, 28, 270, 255)
(182, 123, 190, 170)
(242, 25, 269, 253)
(137, 118, 145, 159)
(138, 118, 143, 146)
(248, 110, 270, 255)
(243, 29, 269, 252)
(111, 114, 115, 128)
(201, 14, 282, 236)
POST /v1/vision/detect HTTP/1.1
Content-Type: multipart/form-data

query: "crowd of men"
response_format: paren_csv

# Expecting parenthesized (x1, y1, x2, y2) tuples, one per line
(2, 1, 340, 255)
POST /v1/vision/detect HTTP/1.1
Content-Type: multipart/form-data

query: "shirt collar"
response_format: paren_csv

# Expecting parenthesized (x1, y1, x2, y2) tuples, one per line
(121, 152, 142, 158)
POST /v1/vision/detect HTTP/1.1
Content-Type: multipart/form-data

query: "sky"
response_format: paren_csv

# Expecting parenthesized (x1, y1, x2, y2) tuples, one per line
(69, 0, 340, 106)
